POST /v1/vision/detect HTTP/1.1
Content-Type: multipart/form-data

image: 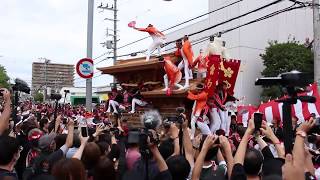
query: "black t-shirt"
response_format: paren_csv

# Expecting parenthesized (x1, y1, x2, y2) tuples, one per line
(32, 174, 55, 180)
(47, 149, 64, 168)
(131, 89, 143, 100)
(122, 159, 160, 180)
(34, 148, 64, 174)
(123, 169, 172, 180)
(154, 170, 172, 180)
(0, 168, 19, 180)
(114, 94, 124, 103)
(15, 134, 31, 179)
(261, 146, 284, 177)
(107, 144, 121, 161)
(230, 163, 247, 180)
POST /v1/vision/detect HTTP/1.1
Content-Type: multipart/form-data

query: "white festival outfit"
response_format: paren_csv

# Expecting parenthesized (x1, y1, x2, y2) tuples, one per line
(135, 25, 166, 61)
(147, 34, 166, 61)
(205, 37, 232, 134)
(129, 89, 147, 113)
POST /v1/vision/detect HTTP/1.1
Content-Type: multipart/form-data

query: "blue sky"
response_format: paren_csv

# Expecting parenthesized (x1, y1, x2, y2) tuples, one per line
(0, 0, 208, 87)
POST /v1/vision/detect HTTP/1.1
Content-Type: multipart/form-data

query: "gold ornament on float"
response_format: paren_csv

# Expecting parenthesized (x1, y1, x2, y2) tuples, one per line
(223, 80, 232, 89)
(209, 65, 215, 75)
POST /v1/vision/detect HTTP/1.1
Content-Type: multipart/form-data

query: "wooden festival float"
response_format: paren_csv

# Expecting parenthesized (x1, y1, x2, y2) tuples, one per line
(97, 53, 200, 128)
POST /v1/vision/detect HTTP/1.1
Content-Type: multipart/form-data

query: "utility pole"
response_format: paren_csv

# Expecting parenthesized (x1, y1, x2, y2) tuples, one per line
(314, 0, 320, 85)
(44, 60, 47, 102)
(98, 1, 118, 65)
(40, 58, 50, 102)
(113, 0, 117, 65)
(86, 0, 94, 112)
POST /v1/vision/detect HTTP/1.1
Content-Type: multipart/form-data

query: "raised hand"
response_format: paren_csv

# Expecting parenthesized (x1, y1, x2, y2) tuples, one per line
(260, 121, 276, 140)
(219, 135, 232, 154)
(246, 118, 255, 135)
(0, 88, 11, 102)
(297, 118, 316, 133)
(202, 134, 218, 152)
(169, 123, 179, 139)
(95, 124, 105, 136)
(282, 154, 305, 180)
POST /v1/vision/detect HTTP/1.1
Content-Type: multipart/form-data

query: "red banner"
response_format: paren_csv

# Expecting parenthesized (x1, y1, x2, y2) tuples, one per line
(218, 59, 241, 95)
(205, 55, 221, 97)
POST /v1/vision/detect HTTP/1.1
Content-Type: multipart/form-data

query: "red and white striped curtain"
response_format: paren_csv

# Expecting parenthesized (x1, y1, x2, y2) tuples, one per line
(237, 83, 320, 127)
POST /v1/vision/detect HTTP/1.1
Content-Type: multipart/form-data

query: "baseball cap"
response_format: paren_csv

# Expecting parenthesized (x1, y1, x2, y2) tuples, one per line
(28, 128, 44, 141)
(38, 133, 56, 150)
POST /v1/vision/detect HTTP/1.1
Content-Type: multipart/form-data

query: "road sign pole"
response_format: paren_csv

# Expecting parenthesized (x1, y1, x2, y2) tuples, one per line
(86, 0, 94, 112)
(314, 0, 320, 85)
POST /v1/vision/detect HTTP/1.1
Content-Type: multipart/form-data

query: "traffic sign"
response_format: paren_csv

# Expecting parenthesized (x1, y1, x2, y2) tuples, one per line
(76, 58, 94, 79)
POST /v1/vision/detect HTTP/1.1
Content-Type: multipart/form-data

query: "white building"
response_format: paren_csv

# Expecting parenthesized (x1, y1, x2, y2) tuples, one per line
(59, 86, 111, 105)
(165, 0, 313, 105)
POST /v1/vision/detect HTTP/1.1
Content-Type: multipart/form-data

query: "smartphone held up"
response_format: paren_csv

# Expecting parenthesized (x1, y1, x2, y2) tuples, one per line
(254, 112, 263, 131)
(81, 126, 89, 137)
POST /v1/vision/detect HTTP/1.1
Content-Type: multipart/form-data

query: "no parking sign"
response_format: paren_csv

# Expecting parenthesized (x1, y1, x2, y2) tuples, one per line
(76, 58, 94, 79)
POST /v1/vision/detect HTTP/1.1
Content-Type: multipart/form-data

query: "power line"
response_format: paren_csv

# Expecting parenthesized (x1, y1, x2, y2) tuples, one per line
(93, 52, 110, 60)
(163, 2, 310, 54)
(93, 0, 320, 65)
(161, 36, 210, 54)
(116, 0, 244, 51)
(86, 1, 315, 84)
(163, 0, 244, 32)
(92, 0, 244, 61)
(221, 3, 299, 34)
(100, 0, 287, 60)
(288, 0, 319, 6)
(94, 49, 146, 66)
(82, 3, 311, 85)
(177, 0, 284, 41)
(94, 51, 112, 65)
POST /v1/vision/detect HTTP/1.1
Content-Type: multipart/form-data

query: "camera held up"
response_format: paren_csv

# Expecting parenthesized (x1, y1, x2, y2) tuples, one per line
(163, 107, 186, 129)
(139, 110, 162, 159)
(255, 70, 315, 154)
(12, 78, 30, 94)
(50, 93, 62, 101)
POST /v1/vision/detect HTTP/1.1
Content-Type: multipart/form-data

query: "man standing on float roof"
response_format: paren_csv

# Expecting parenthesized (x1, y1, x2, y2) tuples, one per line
(178, 35, 194, 89)
(133, 24, 166, 61)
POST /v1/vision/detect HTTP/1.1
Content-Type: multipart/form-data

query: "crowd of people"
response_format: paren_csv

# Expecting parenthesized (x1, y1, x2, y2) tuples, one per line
(0, 87, 320, 180)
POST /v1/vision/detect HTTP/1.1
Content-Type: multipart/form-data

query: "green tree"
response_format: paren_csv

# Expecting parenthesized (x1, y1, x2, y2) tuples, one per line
(260, 40, 313, 101)
(0, 65, 10, 89)
(34, 92, 44, 102)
